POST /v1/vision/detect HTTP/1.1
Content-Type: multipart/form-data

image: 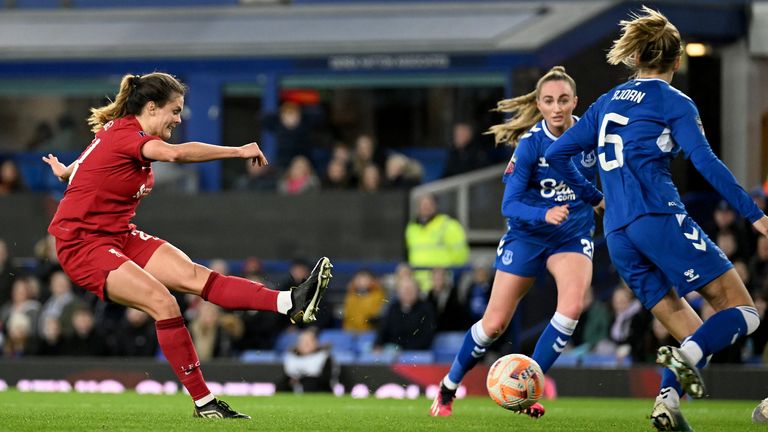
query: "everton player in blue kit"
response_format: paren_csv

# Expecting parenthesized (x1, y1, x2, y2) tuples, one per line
(430, 66, 604, 418)
(545, 7, 767, 431)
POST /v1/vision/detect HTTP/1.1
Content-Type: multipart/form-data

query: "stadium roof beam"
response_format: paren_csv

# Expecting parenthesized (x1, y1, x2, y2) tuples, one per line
(0, 2, 611, 60)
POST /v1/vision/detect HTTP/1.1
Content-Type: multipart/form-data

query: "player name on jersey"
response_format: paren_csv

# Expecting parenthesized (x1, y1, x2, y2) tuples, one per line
(611, 89, 646, 104)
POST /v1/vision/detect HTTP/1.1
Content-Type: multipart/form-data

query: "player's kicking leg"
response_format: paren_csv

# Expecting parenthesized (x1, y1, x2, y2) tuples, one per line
(656, 345, 705, 399)
(287, 257, 333, 324)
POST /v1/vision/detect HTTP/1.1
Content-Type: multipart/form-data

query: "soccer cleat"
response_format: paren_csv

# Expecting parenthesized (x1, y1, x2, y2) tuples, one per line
(287, 257, 333, 324)
(193, 399, 251, 419)
(429, 383, 456, 417)
(650, 396, 693, 431)
(656, 346, 706, 399)
(752, 398, 768, 423)
(519, 402, 545, 419)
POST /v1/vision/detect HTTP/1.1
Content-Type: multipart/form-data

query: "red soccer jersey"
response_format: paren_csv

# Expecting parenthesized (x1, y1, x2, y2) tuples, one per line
(48, 116, 160, 241)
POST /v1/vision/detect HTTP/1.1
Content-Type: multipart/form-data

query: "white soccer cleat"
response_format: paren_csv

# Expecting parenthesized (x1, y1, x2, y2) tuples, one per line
(650, 396, 692, 431)
(656, 346, 706, 399)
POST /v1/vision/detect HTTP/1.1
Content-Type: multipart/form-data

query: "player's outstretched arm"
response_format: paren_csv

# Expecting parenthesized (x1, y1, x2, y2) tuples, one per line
(142, 140, 269, 167)
(41, 153, 75, 182)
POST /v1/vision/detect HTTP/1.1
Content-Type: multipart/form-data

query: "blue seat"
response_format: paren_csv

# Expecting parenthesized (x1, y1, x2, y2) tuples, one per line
(354, 331, 378, 354)
(397, 350, 434, 364)
(274, 331, 300, 353)
(357, 350, 396, 365)
(580, 353, 618, 368)
(332, 350, 357, 365)
(240, 350, 279, 363)
(553, 352, 580, 367)
(13, 0, 60, 8)
(431, 331, 465, 363)
(318, 329, 355, 353)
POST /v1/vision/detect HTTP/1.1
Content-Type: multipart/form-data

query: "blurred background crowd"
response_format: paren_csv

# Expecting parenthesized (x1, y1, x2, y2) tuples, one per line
(2, 0, 768, 393)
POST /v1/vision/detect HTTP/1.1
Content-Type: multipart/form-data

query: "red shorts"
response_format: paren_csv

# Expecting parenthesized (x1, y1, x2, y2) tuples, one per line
(55, 226, 166, 300)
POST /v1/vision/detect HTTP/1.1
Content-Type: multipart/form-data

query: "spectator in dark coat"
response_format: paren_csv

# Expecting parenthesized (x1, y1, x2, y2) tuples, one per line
(374, 276, 436, 351)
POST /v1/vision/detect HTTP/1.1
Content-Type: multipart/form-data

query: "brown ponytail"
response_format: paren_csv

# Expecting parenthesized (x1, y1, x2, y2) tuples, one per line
(87, 72, 187, 133)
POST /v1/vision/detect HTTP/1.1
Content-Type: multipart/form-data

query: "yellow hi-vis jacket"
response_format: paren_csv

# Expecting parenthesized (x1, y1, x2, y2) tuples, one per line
(405, 214, 469, 291)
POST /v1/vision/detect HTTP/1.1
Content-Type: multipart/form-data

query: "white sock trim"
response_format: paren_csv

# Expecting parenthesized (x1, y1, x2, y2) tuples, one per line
(471, 320, 496, 346)
(659, 387, 680, 408)
(680, 340, 704, 365)
(737, 306, 760, 335)
(442, 376, 458, 391)
(551, 312, 578, 336)
(277, 291, 292, 315)
(194, 393, 215, 407)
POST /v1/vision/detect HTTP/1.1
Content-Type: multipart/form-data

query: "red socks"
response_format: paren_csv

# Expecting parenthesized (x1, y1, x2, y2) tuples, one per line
(155, 316, 210, 401)
(201, 272, 279, 312)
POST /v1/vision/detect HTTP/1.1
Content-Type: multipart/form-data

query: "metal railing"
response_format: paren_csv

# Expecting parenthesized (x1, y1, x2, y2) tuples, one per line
(409, 163, 506, 243)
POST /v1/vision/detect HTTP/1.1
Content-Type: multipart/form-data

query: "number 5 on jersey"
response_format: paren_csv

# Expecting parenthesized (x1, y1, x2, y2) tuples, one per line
(598, 113, 629, 171)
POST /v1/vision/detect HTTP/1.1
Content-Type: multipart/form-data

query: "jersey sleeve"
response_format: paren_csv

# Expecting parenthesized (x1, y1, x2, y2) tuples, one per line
(544, 102, 604, 206)
(501, 139, 547, 222)
(114, 124, 160, 163)
(664, 92, 765, 223)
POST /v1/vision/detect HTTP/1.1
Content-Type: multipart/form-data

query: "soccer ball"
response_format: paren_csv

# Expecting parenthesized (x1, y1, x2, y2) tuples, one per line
(486, 353, 544, 411)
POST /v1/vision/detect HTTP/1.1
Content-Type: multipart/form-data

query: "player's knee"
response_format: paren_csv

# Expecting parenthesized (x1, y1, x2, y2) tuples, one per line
(557, 301, 584, 320)
(737, 306, 760, 335)
(482, 316, 508, 338)
(150, 291, 181, 319)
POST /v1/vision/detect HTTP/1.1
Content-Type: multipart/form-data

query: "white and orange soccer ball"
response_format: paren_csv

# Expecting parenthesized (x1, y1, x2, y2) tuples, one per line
(486, 353, 544, 411)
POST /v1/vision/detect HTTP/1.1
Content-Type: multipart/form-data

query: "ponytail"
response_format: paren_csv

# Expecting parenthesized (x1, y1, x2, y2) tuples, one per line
(606, 6, 682, 74)
(486, 66, 576, 147)
(88, 72, 186, 133)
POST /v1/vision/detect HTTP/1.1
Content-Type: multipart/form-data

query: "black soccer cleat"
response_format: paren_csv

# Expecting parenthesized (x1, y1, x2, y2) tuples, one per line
(288, 257, 333, 324)
(193, 399, 251, 419)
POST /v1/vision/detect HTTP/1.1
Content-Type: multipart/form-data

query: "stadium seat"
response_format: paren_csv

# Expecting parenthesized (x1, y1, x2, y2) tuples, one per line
(274, 331, 300, 353)
(397, 350, 434, 364)
(240, 350, 279, 363)
(357, 350, 397, 365)
(431, 331, 465, 363)
(331, 350, 357, 365)
(553, 352, 581, 367)
(318, 329, 356, 353)
(354, 331, 378, 354)
(580, 353, 619, 368)
(13, 0, 60, 8)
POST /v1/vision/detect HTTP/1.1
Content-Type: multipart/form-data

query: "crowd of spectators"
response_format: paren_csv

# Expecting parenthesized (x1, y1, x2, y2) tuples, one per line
(1, 217, 768, 367)
(1, 99, 504, 195)
(2, 102, 768, 368)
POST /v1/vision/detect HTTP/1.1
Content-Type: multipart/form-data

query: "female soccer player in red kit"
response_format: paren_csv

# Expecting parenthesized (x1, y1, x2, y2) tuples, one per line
(43, 72, 333, 419)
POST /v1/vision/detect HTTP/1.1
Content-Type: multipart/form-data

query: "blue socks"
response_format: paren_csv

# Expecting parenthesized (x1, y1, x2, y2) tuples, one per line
(444, 321, 496, 389)
(681, 306, 759, 365)
(660, 306, 759, 401)
(532, 312, 579, 373)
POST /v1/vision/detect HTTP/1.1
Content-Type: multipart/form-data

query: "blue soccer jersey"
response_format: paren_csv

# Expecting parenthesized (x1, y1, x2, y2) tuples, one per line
(500, 118, 597, 247)
(545, 78, 763, 234)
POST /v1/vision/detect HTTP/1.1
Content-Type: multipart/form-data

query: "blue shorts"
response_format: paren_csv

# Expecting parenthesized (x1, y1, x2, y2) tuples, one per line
(606, 213, 732, 310)
(495, 235, 594, 278)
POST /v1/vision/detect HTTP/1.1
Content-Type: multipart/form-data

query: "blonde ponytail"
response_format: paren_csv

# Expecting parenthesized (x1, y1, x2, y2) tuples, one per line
(486, 66, 576, 147)
(607, 6, 682, 73)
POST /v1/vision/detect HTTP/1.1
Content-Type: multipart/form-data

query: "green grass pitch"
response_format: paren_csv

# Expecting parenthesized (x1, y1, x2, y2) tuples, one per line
(0, 390, 761, 431)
